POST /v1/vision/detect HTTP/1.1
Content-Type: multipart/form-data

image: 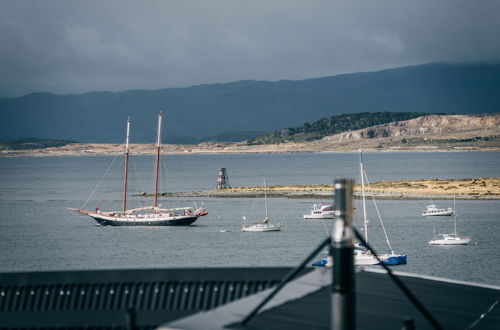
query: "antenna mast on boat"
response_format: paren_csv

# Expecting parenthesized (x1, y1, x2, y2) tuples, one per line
(153, 112, 162, 210)
(122, 117, 131, 213)
(453, 195, 457, 236)
(359, 149, 368, 242)
(263, 178, 268, 219)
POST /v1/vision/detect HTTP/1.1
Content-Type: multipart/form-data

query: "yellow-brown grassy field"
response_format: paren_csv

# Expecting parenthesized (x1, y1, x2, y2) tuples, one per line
(219, 178, 500, 198)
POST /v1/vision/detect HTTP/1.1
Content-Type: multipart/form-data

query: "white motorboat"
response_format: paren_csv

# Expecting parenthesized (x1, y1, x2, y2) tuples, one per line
(242, 178, 282, 232)
(68, 113, 208, 226)
(303, 203, 334, 219)
(422, 204, 454, 216)
(429, 196, 470, 245)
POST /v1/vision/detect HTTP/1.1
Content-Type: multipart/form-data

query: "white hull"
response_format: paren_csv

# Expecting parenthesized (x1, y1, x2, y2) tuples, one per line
(422, 210, 454, 216)
(303, 214, 334, 219)
(429, 238, 471, 245)
(241, 224, 282, 232)
(422, 204, 454, 216)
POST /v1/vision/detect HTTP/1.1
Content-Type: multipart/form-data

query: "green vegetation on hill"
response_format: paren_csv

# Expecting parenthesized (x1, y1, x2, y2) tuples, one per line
(0, 137, 76, 150)
(248, 112, 431, 145)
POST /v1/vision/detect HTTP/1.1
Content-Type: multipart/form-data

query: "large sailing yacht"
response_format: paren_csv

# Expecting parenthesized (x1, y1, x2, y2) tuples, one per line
(68, 113, 208, 226)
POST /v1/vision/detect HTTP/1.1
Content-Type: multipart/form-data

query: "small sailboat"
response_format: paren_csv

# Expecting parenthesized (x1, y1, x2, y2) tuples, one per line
(313, 150, 407, 267)
(312, 244, 387, 267)
(422, 203, 454, 216)
(303, 203, 334, 219)
(429, 197, 470, 245)
(242, 178, 282, 232)
(68, 113, 208, 226)
(356, 150, 407, 265)
(218, 216, 228, 233)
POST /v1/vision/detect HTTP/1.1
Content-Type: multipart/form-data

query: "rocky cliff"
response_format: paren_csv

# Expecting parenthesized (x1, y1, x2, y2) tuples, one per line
(324, 114, 500, 142)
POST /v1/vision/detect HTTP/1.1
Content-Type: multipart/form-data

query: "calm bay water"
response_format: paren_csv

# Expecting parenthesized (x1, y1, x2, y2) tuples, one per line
(0, 151, 499, 285)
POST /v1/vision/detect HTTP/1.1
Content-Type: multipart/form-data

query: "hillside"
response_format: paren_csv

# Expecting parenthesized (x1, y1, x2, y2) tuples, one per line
(320, 114, 499, 147)
(2, 114, 499, 157)
(0, 62, 499, 143)
(248, 112, 433, 144)
(0, 137, 76, 150)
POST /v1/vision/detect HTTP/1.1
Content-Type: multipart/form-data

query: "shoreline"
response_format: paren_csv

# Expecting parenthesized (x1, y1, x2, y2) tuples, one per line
(1, 142, 499, 157)
(152, 191, 500, 200)
(140, 178, 500, 200)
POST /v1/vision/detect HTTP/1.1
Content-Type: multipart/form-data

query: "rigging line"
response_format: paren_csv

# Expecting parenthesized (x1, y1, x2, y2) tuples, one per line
(320, 217, 330, 237)
(352, 227, 443, 330)
(162, 161, 190, 208)
(363, 168, 394, 254)
(128, 158, 141, 210)
(246, 187, 258, 221)
(464, 298, 499, 330)
(81, 154, 119, 209)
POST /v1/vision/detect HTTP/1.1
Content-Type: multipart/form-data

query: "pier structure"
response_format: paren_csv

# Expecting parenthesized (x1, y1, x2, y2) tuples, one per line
(216, 167, 230, 189)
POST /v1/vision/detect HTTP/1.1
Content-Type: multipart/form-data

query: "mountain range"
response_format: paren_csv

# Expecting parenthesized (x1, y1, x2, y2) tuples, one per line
(0, 62, 499, 143)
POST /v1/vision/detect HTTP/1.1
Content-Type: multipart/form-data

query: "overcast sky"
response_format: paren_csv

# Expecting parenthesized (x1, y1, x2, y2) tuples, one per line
(1, 0, 499, 97)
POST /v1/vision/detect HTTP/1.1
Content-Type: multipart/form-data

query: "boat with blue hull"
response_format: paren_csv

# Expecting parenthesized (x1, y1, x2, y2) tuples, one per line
(313, 149, 407, 267)
(68, 113, 207, 226)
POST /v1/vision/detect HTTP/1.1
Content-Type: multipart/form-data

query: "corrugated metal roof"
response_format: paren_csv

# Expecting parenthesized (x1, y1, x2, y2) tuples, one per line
(0, 267, 304, 328)
(163, 268, 500, 330)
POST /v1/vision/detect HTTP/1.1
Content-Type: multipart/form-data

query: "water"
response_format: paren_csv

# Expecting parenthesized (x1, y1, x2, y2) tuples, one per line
(0, 152, 499, 286)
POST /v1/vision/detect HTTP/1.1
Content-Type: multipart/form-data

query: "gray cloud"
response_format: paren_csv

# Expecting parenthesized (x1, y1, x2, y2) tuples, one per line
(0, 0, 499, 97)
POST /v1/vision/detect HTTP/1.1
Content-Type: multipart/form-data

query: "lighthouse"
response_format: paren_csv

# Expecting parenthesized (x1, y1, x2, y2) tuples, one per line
(216, 168, 230, 189)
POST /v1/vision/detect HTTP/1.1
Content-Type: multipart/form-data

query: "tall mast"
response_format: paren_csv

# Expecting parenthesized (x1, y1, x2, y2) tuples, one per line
(359, 149, 368, 242)
(122, 117, 131, 212)
(263, 177, 268, 219)
(153, 112, 163, 210)
(453, 195, 457, 235)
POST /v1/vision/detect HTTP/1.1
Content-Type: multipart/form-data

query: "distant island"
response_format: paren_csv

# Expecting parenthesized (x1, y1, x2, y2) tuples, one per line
(142, 178, 500, 200)
(0, 137, 76, 151)
(1, 113, 498, 157)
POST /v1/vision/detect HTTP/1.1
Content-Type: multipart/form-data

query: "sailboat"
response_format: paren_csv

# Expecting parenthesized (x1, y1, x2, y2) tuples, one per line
(241, 178, 282, 232)
(429, 196, 470, 245)
(312, 150, 406, 267)
(68, 113, 208, 226)
(357, 149, 407, 265)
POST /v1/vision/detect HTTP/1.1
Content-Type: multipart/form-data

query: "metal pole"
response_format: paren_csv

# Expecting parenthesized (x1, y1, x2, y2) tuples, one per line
(331, 179, 355, 330)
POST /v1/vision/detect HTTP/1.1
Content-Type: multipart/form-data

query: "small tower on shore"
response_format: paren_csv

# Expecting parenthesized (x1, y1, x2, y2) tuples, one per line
(216, 168, 230, 189)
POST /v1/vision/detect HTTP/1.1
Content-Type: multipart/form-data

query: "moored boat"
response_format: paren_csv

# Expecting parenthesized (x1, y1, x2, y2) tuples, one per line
(313, 149, 407, 267)
(241, 178, 282, 232)
(429, 234, 471, 245)
(428, 196, 470, 245)
(422, 204, 454, 216)
(303, 203, 334, 219)
(68, 113, 207, 226)
(241, 218, 282, 232)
